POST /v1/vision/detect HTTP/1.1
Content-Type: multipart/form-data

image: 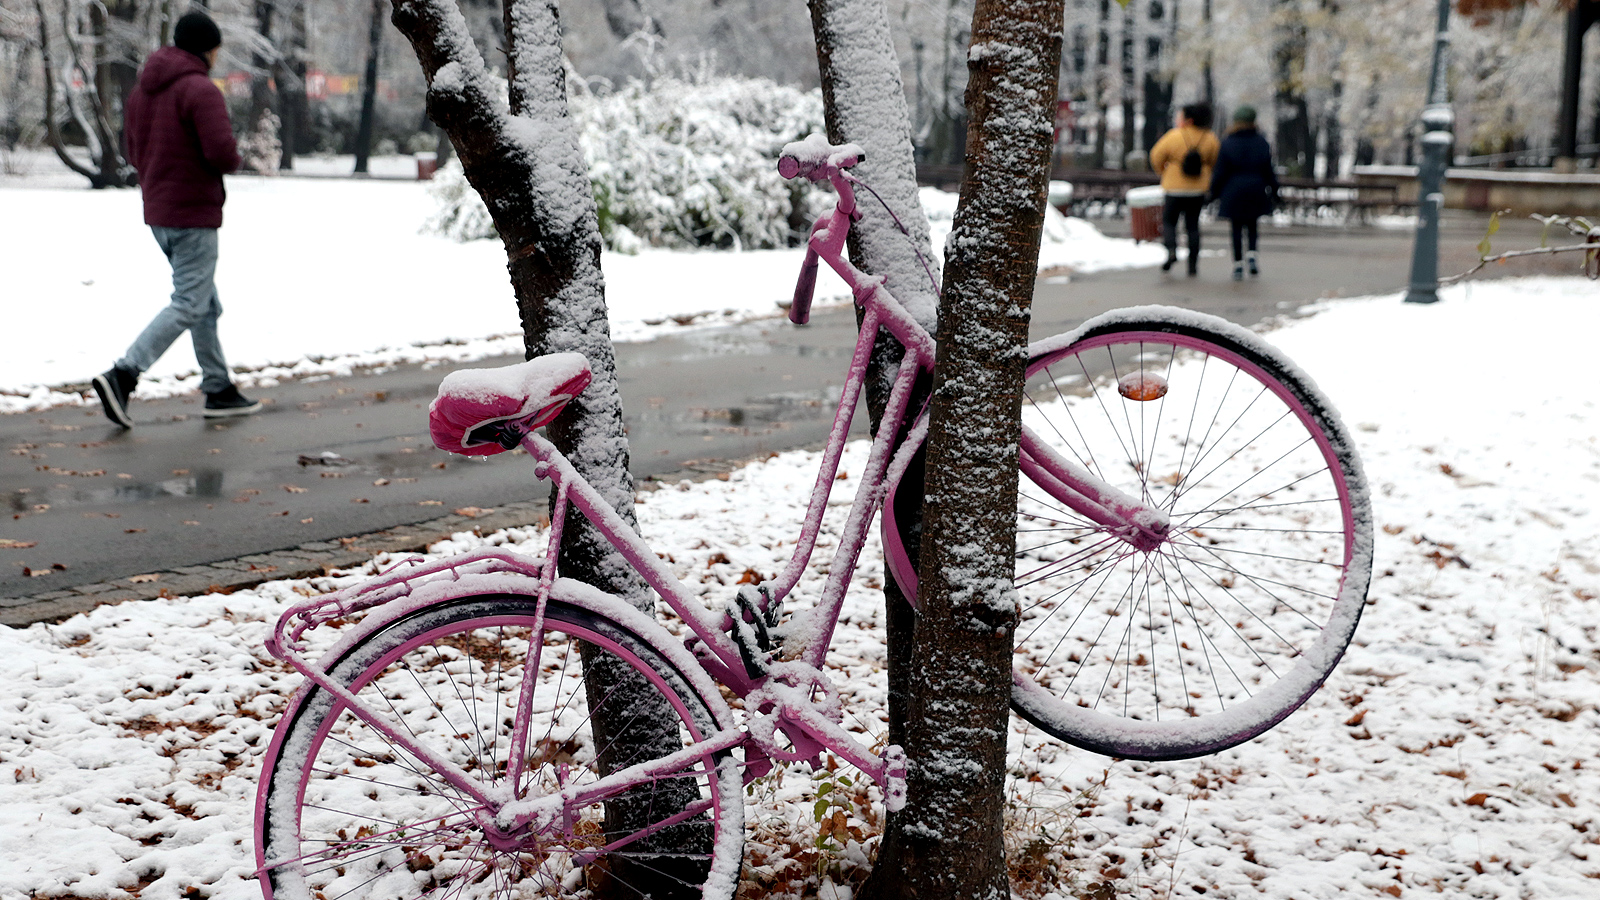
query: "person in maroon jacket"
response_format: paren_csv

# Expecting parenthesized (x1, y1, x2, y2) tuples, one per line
(92, 11, 260, 427)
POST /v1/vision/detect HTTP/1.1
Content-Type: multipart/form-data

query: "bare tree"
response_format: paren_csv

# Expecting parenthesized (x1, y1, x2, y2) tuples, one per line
(802, 2, 938, 896)
(31, 0, 135, 187)
(863, 0, 1062, 894)
(386, 0, 703, 893)
(352, 0, 382, 172)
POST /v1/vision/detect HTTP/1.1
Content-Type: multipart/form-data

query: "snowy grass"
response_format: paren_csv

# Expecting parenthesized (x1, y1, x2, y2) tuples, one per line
(0, 164, 1161, 414)
(2, 276, 1597, 899)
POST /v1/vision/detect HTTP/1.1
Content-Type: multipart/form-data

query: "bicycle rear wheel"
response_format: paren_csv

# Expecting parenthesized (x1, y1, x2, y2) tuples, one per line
(257, 591, 743, 900)
(1009, 309, 1372, 759)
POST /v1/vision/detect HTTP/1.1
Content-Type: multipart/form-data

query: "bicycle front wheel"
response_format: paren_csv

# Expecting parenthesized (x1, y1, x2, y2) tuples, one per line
(1010, 309, 1372, 759)
(257, 591, 743, 900)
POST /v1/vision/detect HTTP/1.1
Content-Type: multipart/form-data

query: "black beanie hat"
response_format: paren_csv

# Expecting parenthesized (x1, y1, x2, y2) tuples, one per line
(174, 11, 222, 57)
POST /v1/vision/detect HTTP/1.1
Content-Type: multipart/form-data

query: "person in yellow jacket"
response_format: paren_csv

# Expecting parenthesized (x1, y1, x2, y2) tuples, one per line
(1149, 103, 1221, 276)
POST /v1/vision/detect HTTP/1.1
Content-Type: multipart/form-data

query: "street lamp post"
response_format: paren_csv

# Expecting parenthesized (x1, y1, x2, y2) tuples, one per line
(1404, 0, 1454, 304)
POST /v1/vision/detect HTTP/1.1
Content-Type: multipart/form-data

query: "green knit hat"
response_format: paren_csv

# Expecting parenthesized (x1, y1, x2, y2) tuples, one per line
(1233, 105, 1257, 125)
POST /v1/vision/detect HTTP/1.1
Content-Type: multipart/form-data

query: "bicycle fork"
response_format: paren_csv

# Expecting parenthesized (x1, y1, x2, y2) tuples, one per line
(1018, 427, 1172, 552)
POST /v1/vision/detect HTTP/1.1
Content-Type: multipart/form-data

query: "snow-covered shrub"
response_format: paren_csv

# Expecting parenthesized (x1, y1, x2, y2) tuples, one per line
(426, 75, 827, 252)
(239, 110, 282, 175)
(425, 161, 498, 242)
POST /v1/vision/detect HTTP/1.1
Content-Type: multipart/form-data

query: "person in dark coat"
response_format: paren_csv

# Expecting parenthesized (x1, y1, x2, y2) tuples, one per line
(91, 10, 259, 428)
(1209, 105, 1279, 281)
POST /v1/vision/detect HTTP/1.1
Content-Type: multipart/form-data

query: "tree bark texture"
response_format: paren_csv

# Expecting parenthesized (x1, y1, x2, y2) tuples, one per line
(802, 2, 938, 897)
(387, 1, 693, 895)
(877, 0, 1062, 895)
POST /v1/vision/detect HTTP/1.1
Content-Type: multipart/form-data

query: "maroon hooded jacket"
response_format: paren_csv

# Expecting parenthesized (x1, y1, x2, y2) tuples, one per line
(124, 46, 241, 229)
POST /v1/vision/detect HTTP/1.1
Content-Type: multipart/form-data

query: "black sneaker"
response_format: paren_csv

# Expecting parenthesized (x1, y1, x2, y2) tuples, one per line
(1161, 253, 1177, 272)
(92, 366, 138, 428)
(1248, 255, 1260, 277)
(1232, 262, 1245, 281)
(204, 384, 263, 418)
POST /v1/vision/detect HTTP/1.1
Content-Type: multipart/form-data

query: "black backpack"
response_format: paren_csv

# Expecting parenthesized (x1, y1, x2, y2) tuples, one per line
(1180, 139, 1204, 177)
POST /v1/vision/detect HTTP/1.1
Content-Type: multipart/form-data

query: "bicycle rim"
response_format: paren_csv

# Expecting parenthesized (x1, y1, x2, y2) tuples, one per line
(257, 593, 741, 900)
(1010, 315, 1372, 759)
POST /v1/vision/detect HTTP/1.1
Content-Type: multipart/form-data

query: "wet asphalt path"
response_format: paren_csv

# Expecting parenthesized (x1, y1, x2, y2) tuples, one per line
(1, 213, 1562, 614)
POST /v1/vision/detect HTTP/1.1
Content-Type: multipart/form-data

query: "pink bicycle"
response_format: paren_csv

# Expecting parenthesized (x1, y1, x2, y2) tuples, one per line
(254, 136, 1373, 900)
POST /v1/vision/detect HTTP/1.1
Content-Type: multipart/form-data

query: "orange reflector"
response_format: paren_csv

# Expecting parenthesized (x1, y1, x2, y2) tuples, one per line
(1118, 372, 1168, 401)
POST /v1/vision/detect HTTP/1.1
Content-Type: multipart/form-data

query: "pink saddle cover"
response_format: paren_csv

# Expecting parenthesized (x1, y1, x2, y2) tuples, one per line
(429, 353, 592, 456)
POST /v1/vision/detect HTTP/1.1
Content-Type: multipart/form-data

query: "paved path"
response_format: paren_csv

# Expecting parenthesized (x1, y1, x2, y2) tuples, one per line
(1, 212, 1564, 623)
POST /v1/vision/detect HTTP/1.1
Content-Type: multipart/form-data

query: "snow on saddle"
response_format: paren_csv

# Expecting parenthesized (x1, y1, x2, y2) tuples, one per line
(429, 353, 592, 456)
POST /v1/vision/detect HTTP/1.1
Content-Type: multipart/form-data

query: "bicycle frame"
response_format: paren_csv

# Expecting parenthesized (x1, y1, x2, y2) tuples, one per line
(263, 156, 1174, 841)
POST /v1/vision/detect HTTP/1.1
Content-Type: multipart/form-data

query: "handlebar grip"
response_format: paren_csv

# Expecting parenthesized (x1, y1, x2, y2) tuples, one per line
(790, 247, 820, 325)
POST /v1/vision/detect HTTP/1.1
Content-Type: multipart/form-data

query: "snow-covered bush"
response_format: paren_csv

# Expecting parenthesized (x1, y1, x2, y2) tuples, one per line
(427, 75, 827, 252)
(239, 110, 282, 175)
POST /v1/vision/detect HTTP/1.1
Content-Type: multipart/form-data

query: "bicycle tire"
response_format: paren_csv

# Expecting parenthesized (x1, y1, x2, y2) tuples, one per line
(256, 590, 744, 900)
(885, 307, 1373, 760)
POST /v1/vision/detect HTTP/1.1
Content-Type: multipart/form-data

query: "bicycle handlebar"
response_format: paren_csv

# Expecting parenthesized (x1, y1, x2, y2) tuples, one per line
(778, 134, 865, 182)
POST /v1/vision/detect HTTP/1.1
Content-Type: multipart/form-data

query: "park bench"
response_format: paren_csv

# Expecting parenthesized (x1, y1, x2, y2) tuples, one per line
(1275, 176, 1413, 223)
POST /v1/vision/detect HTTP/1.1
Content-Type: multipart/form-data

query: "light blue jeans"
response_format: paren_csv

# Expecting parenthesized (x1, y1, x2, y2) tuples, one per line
(117, 226, 232, 394)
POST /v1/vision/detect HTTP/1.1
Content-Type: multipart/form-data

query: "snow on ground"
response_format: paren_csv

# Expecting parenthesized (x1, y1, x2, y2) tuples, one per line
(0, 160, 1161, 413)
(1, 275, 1596, 899)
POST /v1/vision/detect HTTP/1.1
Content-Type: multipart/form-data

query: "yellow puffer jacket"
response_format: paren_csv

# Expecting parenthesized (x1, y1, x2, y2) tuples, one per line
(1150, 125, 1221, 195)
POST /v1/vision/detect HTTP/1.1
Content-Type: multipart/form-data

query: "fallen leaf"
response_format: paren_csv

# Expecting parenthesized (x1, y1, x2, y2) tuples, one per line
(32, 504, 49, 513)
(0, 539, 37, 549)
(454, 507, 494, 518)
(124, 528, 145, 534)
(432, 462, 447, 470)
(1465, 793, 1489, 807)
(24, 567, 50, 577)
(300, 517, 314, 524)
(183, 520, 200, 525)
(282, 485, 307, 493)
(172, 469, 189, 475)
(352, 498, 369, 504)
(418, 500, 443, 506)
(373, 478, 390, 487)
(128, 573, 161, 583)
(117, 473, 133, 479)
(274, 510, 290, 516)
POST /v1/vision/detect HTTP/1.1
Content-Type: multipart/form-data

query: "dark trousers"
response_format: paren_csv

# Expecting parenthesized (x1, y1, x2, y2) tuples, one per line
(1230, 217, 1261, 262)
(1162, 194, 1205, 272)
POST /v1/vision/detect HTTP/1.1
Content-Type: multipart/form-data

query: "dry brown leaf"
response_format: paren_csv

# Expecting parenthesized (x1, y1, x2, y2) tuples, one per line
(128, 573, 161, 583)
(0, 539, 37, 549)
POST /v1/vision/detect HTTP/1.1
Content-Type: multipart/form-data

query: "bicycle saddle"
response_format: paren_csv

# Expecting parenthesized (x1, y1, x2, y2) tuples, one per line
(428, 353, 592, 456)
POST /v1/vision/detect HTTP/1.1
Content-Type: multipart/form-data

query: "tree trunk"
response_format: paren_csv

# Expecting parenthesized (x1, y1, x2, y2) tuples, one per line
(277, 0, 308, 169)
(1141, 0, 1174, 153)
(1272, 0, 1311, 176)
(1119, 0, 1135, 165)
(250, 0, 276, 130)
(1092, 0, 1110, 168)
(388, 1, 696, 895)
(866, 0, 1062, 893)
(354, 0, 384, 174)
(802, 2, 939, 897)
(1202, 0, 1214, 110)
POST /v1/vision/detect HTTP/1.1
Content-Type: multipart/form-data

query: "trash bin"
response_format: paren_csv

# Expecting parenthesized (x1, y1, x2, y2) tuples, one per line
(415, 151, 439, 181)
(1047, 180, 1075, 216)
(1126, 185, 1164, 243)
